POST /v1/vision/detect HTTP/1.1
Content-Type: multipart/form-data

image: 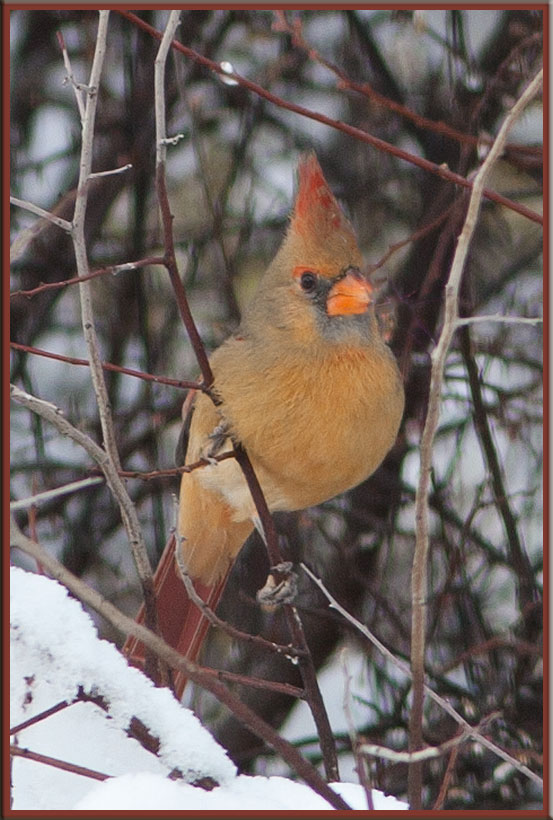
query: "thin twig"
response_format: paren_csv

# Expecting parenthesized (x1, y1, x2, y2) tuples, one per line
(408, 66, 542, 809)
(10, 745, 108, 782)
(232, 445, 343, 780)
(455, 315, 543, 327)
(10, 256, 166, 299)
(10, 381, 161, 670)
(459, 327, 537, 615)
(150, 16, 338, 780)
(10, 385, 118, 469)
(9, 385, 155, 522)
(10, 342, 200, 392)
(285, 606, 340, 782)
(88, 163, 133, 179)
(108, 453, 237, 479)
(10, 477, 104, 511)
(341, 650, 374, 810)
(71, 11, 121, 475)
(231, 444, 282, 566)
(368, 206, 454, 277)
(57, 30, 86, 121)
(10, 519, 351, 811)
(154, 12, 181, 168)
(432, 740, 461, 810)
(201, 667, 305, 699)
(360, 712, 500, 762)
(9, 196, 72, 233)
(11, 700, 74, 735)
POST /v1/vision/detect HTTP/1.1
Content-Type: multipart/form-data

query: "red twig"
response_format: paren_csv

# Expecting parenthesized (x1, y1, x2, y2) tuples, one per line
(118, 10, 542, 227)
(224, 446, 341, 780)
(10, 256, 165, 300)
(285, 606, 340, 782)
(10, 342, 199, 392)
(11, 700, 74, 735)
(437, 635, 541, 674)
(107, 453, 237, 480)
(202, 666, 305, 699)
(231, 444, 282, 567)
(273, 12, 542, 162)
(432, 742, 461, 809)
(156, 165, 214, 389)
(154, 80, 341, 780)
(10, 744, 108, 782)
(368, 205, 455, 277)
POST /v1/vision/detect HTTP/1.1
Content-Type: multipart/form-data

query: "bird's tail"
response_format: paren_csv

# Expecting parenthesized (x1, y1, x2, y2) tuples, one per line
(123, 534, 228, 699)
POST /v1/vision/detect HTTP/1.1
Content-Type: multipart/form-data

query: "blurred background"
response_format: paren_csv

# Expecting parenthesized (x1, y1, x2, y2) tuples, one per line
(10, 8, 543, 810)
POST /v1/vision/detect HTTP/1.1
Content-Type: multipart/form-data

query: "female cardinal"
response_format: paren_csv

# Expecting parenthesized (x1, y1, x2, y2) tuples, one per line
(125, 153, 404, 695)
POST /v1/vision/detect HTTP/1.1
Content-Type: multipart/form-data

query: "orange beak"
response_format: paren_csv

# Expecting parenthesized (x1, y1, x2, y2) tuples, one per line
(326, 270, 373, 316)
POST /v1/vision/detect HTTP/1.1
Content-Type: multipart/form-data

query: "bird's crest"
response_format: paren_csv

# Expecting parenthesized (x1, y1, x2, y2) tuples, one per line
(291, 152, 353, 239)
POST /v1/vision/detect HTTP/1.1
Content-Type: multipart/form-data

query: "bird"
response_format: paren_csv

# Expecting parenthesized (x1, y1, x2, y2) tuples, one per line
(125, 153, 404, 696)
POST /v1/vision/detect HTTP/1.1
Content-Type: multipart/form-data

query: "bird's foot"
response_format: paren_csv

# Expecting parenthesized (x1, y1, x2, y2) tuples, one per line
(205, 420, 231, 461)
(256, 561, 298, 610)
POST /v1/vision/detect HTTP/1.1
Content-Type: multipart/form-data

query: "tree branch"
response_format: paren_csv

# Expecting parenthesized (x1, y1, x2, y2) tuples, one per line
(409, 67, 543, 809)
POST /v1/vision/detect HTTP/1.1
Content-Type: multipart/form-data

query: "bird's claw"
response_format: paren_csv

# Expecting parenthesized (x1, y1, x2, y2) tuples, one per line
(256, 562, 298, 610)
(206, 420, 230, 460)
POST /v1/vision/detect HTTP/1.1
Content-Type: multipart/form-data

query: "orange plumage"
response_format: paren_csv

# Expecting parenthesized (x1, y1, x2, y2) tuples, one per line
(125, 153, 404, 694)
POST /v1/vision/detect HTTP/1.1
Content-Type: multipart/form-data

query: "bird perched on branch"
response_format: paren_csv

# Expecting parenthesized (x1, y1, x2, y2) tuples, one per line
(125, 153, 404, 695)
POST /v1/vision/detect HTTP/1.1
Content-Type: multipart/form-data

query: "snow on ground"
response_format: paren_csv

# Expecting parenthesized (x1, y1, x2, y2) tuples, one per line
(75, 772, 408, 811)
(10, 566, 408, 811)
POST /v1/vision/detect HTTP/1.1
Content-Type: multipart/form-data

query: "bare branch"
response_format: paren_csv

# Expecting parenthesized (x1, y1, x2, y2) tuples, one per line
(455, 315, 543, 327)
(10, 745, 108, 783)
(71, 11, 122, 475)
(10, 341, 200, 392)
(10, 477, 104, 511)
(340, 650, 375, 810)
(9, 386, 148, 536)
(152, 24, 339, 774)
(409, 66, 543, 809)
(10, 256, 166, 299)
(11, 701, 75, 735)
(88, 163, 133, 179)
(57, 29, 86, 122)
(10, 383, 159, 666)
(360, 712, 499, 763)
(9, 196, 72, 234)
(154, 11, 181, 167)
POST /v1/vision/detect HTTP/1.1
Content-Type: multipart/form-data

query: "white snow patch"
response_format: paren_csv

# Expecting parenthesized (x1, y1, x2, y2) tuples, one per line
(10, 566, 408, 811)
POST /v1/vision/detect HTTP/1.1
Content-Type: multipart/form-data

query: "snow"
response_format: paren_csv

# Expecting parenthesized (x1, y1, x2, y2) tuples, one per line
(76, 773, 408, 811)
(10, 566, 408, 811)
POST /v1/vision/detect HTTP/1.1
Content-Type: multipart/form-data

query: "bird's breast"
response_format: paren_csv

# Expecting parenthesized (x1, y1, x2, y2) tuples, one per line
(206, 339, 404, 517)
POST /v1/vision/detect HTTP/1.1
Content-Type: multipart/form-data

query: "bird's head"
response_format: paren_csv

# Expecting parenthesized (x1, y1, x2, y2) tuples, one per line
(245, 153, 375, 349)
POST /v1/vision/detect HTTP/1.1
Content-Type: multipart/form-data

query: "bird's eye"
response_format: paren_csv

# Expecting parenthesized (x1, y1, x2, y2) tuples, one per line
(300, 271, 317, 292)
